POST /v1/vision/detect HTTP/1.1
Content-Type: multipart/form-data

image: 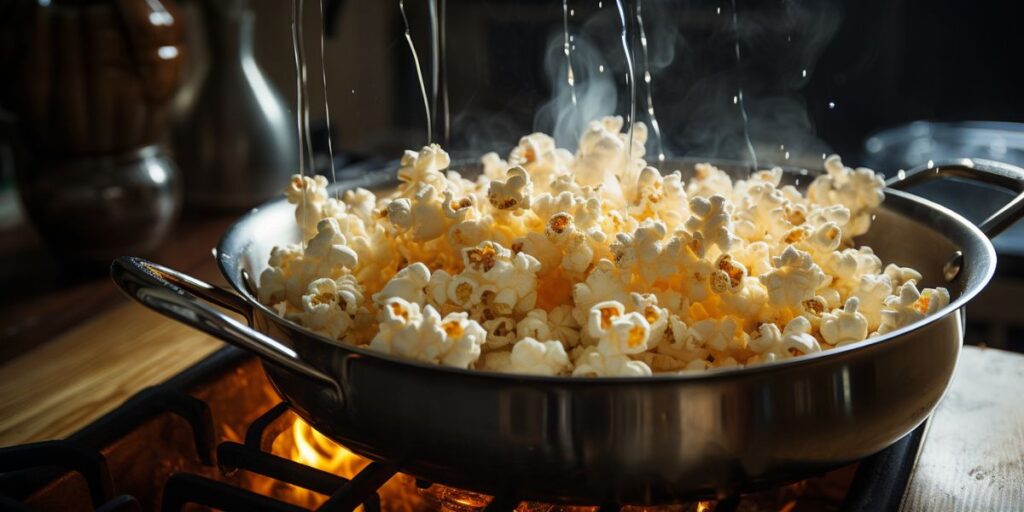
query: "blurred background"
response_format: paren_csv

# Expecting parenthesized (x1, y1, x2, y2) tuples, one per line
(2, 0, 1024, 360)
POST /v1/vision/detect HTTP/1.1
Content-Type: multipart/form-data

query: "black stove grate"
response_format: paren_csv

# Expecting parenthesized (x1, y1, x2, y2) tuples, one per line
(0, 347, 925, 512)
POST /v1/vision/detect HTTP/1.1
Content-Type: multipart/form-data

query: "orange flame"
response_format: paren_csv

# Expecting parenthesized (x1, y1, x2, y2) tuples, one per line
(243, 415, 425, 511)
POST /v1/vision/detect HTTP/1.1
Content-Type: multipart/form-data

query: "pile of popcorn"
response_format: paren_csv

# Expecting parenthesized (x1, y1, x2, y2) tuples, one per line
(258, 117, 950, 377)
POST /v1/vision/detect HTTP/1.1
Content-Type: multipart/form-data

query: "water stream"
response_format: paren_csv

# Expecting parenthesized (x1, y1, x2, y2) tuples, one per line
(399, 0, 433, 144)
(613, 0, 638, 163)
(317, 0, 338, 196)
(731, 0, 758, 173)
(634, 0, 664, 162)
(563, 0, 579, 110)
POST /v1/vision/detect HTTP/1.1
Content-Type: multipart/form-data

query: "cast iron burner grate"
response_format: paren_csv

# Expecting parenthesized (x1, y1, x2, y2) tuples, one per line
(0, 347, 925, 512)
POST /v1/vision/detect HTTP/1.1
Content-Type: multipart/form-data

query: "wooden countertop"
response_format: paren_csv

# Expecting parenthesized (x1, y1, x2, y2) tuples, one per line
(0, 207, 236, 446)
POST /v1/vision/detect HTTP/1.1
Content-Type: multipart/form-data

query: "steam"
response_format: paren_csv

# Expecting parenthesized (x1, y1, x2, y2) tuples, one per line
(530, 0, 839, 169)
(534, 2, 681, 155)
(534, 32, 617, 151)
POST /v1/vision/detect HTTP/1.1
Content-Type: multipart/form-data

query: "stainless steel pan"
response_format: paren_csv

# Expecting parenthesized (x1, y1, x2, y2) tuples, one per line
(111, 158, 1024, 504)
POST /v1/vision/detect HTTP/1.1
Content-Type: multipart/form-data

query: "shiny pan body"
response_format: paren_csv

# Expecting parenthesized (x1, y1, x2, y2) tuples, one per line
(112, 158, 1024, 504)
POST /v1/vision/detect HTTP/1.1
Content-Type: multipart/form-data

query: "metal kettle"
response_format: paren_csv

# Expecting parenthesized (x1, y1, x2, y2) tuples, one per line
(172, 0, 297, 210)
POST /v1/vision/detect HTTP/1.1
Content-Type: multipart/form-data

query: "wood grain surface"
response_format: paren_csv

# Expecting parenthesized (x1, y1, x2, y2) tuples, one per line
(901, 347, 1024, 511)
(0, 300, 223, 446)
(0, 213, 234, 364)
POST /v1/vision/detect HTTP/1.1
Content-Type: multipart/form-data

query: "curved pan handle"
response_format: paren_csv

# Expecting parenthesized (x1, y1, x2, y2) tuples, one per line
(110, 256, 337, 390)
(886, 158, 1024, 238)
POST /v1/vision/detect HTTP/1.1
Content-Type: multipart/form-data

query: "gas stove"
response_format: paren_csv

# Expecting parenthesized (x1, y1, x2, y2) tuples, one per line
(0, 347, 925, 512)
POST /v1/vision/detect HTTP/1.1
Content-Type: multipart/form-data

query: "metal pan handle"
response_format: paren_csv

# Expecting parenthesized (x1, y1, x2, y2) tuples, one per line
(110, 256, 337, 390)
(886, 158, 1024, 238)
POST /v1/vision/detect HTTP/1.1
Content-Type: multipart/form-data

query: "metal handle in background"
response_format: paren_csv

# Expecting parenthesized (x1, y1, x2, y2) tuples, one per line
(110, 256, 337, 391)
(886, 158, 1024, 238)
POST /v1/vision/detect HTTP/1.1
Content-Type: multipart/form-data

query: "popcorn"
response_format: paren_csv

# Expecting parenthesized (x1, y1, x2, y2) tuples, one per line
(572, 260, 631, 325)
(587, 301, 651, 355)
(262, 124, 944, 377)
(286, 175, 330, 239)
(820, 297, 869, 346)
(630, 167, 689, 228)
(517, 309, 552, 342)
(298, 276, 363, 339)
(482, 317, 517, 348)
(734, 180, 788, 241)
(373, 263, 431, 306)
(688, 163, 733, 198)
(691, 317, 745, 352)
(397, 144, 450, 194)
(851, 274, 893, 329)
(808, 154, 885, 236)
(488, 166, 533, 210)
(749, 317, 820, 360)
(759, 246, 827, 309)
(369, 298, 486, 368)
(684, 195, 738, 253)
(876, 282, 951, 335)
(572, 347, 653, 377)
(504, 337, 572, 376)
(884, 263, 923, 289)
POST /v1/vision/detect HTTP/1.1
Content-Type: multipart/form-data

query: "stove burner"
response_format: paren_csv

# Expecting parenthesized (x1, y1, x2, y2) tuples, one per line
(0, 348, 925, 511)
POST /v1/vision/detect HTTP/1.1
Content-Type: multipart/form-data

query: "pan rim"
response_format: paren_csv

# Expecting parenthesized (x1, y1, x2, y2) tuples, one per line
(216, 171, 994, 384)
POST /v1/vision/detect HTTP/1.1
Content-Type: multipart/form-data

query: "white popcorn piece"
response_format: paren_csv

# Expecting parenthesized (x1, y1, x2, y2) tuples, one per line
(572, 347, 653, 377)
(482, 317, 517, 348)
(734, 181, 788, 242)
(397, 144, 450, 193)
(373, 262, 431, 306)
(747, 318, 820, 362)
(368, 298, 486, 369)
(884, 263, 923, 289)
(547, 304, 582, 348)
(630, 167, 689, 228)
(807, 154, 884, 237)
(759, 246, 827, 309)
(748, 323, 783, 354)
(426, 269, 452, 308)
(780, 317, 823, 356)
(517, 309, 552, 342)
(685, 195, 738, 253)
(386, 185, 449, 241)
(488, 166, 533, 210)
(877, 282, 951, 335)
(285, 174, 330, 239)
(690, 317, 743, 352)
(687, 163, 733, 198)
(733, 241, 773, 277)
(630, 292, 669, 347)
(851, 273, 893, 329)
(458, 241, 542, 314)
(562, 232, 596, 275)
(342, 187, 378, 221)
(610, 220, 668, 283)
(575, 116, 646, 188)
(587, 301, 652, 355)
(448, 219, 490, 248)
(820, 297, 870, 346)
(298, 276, 363, 339)
(572, 260, 631, 325)
(436, 311, 489, 368)
(505, 337, 572, 376)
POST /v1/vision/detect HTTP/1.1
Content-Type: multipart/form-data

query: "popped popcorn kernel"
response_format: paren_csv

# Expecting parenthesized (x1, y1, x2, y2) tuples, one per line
(259, 123, 945, 376)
